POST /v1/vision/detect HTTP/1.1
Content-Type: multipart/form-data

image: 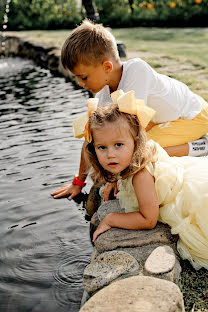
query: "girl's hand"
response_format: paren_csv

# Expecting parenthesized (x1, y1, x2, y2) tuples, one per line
(51, 184, 82, 200)
(102, 182, 118, 201)
(93, 217, 111, 242)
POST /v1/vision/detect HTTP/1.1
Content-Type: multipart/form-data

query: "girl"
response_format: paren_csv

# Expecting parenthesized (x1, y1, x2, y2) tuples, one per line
(74, 90, 208, 270)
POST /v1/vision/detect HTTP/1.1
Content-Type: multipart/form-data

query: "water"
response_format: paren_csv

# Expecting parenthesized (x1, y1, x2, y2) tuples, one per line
(0, 57, 93, 312)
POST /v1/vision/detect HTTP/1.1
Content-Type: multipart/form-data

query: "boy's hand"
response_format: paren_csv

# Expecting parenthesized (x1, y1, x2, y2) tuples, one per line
(145, 121, 156, 132)
(51, 184, 82, 200)
(93, 217, 111, 242)
(102, 182, 118, 201)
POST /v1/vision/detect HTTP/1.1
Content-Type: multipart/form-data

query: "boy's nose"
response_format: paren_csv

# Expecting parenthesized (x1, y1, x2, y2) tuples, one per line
(77, 78, 85, 88)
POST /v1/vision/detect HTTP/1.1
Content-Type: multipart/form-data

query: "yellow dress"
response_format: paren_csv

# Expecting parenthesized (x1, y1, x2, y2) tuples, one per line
(117, 140, 208, 270)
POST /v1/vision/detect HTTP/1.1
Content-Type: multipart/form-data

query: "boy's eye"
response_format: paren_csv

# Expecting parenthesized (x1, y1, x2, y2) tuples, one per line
(115, 143, 123, 147)
(82, 77, 87, 81)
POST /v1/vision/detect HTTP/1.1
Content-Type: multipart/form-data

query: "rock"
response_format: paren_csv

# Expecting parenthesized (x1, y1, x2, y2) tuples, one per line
(117, 41, 127, 58)
(90, 212, 100, 242)
(144, 245, 181, 284)
(94, 221, 178, 254)
(93, 200, 178, 254)
(97, 199, 125, 220)
(83, 250, 139, 295)
(80, 275, 185, 312)
(85, 183, 102, 216)
(116, 243, 171, 263)
(145, 245, 176, 274)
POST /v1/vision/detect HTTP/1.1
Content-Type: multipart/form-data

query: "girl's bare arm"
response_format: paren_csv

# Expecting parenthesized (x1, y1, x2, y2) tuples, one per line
(93, 168, 159, 242)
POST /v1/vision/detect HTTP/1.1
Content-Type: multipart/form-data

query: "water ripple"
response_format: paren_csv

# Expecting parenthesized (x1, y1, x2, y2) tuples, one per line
(0, 57, 93, 312)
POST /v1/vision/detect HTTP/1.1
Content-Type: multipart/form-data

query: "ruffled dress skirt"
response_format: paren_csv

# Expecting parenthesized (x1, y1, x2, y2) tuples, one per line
(117, 141, 208, 270)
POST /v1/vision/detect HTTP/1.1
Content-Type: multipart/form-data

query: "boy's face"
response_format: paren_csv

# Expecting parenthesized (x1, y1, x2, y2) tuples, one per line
(71, 62, 112, 94)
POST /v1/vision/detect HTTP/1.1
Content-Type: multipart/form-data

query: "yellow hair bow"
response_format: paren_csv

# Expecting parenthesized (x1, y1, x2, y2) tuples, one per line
(72, 97, 99, 142)
(73, 90, 156, 142)
(111, 90, 155, 128)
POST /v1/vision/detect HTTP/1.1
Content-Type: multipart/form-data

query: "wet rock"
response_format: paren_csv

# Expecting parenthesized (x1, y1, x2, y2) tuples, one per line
(85, 183, 102, 216)
(80, 275, 185, 312)
(47, 49, 60, 75)
(83, 250, 139, 295)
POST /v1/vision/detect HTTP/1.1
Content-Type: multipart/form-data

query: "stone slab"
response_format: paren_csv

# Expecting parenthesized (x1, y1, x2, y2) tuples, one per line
(80, 275, 185, 312)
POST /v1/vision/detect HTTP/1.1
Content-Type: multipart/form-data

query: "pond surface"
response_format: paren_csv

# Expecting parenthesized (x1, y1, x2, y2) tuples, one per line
(0, 57, 93, 312)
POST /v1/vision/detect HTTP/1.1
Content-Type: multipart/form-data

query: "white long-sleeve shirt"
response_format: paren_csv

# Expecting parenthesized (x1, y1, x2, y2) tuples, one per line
(96, 58, 202, 124)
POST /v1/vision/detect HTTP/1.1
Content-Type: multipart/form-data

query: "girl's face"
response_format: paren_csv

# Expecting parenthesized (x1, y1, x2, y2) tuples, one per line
(93, 119, 135, 175)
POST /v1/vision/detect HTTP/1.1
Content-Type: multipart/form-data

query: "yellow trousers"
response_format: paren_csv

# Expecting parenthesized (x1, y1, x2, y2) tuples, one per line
(147, 97, 208, 148)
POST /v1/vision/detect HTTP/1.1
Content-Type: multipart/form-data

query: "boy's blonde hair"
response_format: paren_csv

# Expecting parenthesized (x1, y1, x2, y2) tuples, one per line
(85, 104, 155, 184)
(61, 19, 119, 70)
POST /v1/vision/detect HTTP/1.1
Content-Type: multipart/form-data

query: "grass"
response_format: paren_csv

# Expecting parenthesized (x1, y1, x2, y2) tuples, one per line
(6, 27, 208, 312)
(180, 261, 208, 312)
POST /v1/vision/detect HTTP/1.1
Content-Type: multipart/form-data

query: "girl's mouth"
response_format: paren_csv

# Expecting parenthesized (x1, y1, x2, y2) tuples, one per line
(108, 162, 118, 168)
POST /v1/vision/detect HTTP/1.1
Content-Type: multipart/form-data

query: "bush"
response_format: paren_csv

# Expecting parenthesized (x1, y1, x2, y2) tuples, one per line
(95, 0, 208, 27)
(1, 0, 208, 30)
(1, 0, 82, 30)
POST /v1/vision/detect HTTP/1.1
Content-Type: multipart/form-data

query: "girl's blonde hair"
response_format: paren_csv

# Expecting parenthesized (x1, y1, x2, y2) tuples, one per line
(85, 104, 155, 183)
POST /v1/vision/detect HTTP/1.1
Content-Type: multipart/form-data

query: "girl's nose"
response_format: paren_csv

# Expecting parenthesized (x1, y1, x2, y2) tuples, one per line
(107, 147, 116, 158)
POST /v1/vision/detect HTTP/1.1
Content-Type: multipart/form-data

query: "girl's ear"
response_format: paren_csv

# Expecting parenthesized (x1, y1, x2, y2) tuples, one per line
(102, 61, 113, 74)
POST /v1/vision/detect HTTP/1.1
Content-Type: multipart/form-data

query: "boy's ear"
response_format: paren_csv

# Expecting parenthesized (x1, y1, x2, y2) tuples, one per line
(102, 61, 113, 73)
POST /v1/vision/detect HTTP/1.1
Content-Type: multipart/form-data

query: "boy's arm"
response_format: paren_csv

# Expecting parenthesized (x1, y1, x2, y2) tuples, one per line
(51, 141, 89, 200)
(93, 168, 159, 242)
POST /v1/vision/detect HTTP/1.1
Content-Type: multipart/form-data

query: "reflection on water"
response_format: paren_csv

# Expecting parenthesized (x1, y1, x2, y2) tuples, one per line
(0, 57, 93, 312)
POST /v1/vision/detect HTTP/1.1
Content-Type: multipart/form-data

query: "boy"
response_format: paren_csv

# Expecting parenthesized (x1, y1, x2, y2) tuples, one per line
(51, 19, 208, 200)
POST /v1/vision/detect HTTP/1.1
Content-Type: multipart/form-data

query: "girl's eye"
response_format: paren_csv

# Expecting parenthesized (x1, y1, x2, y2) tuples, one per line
(98, 146, 106, 150)
(82, 77, 87, 81)
(115, 143, 123, 147)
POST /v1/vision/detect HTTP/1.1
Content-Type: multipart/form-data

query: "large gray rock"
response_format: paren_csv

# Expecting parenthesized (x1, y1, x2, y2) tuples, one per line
(80, 275, 185, 312)
(94, 223, 177, 254)
(92, 200, 178, 255)
(83, 250, 139, 294)
(97, 199, 125, 220)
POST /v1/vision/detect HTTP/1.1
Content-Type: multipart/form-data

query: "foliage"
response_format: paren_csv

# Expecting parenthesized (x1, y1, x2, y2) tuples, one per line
(94, 0, 208, 27)
(0, 0, 208, 29)
(1, 0, 82, 30)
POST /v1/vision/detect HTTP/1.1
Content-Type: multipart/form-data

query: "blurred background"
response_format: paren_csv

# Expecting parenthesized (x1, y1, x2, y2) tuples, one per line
(0, 0, 208, 31)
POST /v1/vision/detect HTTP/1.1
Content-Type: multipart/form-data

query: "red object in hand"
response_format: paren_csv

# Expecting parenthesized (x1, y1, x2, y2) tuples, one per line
(72, 176, 86, 188)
